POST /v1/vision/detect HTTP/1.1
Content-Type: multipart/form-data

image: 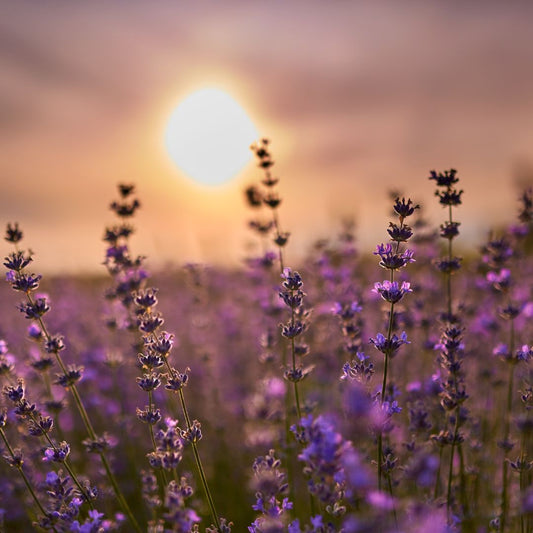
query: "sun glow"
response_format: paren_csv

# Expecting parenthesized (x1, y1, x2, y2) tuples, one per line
(164, 88, 259, 186)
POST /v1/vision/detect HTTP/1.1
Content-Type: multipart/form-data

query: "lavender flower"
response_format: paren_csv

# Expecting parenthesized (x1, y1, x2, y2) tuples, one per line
(372, 280, 412, 304)
(249, 449, 293, 532)
(292, 414, 351, 515)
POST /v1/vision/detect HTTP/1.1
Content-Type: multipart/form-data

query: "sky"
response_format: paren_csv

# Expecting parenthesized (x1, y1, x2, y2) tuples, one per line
(1, 1, 533, 273)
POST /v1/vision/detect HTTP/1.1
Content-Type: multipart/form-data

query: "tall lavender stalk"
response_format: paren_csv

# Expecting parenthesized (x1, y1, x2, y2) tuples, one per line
(250, 138, 290, 275)
(134, 291, 223, 530)
(371, 197, 418, 492)
(484, 218, 532, 531)
(2, 377, 96, 510)
(0, 410, 58, 532)
(103, 184, 226, 531)
(428, 169, 467, 523)
(279, 268, 309, 422)
(103, 186, 171, 503)
(3, 224, 142, 533)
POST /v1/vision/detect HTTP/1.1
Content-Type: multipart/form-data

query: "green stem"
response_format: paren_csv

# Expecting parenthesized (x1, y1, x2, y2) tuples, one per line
(272, 209, 285, 273)
(1, 428, 58, 533)
(98, 450, 141, 532)
(447, 412, 460, 522)
(290, 307, 303, 422)
(378, 301, 395, 491)
(31, 413, 94, 508)
(447, 204, 453, 317)
(28, 295, 141, 532)
(501, 363, 516, 533)
(458, 443, 468, 519)
(164, 360, 220, 528)
(3, 357, 93, 508)
(434, 445, 444, 499)
(501, 320, 516, 533)
(387, 473, 399, 531)
(148, 390, 169, 487)
(519, 412, 529, 533)
(42, 371, 66, 442)
(377, 432, 383, 492)
(176, 386, 220, 530)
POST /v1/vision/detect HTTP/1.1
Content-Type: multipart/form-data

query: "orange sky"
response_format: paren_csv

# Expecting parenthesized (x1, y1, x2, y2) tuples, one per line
(1, 1, 533, 273)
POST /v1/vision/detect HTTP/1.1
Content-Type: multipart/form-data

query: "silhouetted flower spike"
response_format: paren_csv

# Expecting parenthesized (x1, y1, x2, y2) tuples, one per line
(393, 197, 420, 220)
(251, 138, 274, 169)
(103, 224, 134, 244)
(387, 222, 413, 242)
(429, 168, 459, 187)
(435, 188, 464, 207)
(5, 222, 23, 243)
(3, 251, 33, 271)
(274, 232, 290, 247)
(440, 221, 461, 240)
(249, 220, 274, 235)
(518, 187, 533, 223)
(435, 258, 462, 274)
(118, 183, 135, 198)
(110, 198, 140, 218)
(263, 192, 281, 209)
(245, 185, 263, 208)
(262, 174, 279, 187)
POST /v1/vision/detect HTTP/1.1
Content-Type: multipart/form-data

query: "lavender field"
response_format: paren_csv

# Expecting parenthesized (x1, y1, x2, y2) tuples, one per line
(1, 146, 532, 533)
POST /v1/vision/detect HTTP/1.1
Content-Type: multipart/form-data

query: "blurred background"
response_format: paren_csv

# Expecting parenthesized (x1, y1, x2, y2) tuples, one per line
(1, 0, 533, 273)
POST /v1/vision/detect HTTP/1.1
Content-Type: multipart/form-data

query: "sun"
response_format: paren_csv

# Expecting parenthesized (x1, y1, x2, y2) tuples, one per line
(164, 88, 259, 186)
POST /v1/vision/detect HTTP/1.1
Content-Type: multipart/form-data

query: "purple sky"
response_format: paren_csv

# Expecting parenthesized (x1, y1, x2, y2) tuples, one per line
(1, 1, 533, 272)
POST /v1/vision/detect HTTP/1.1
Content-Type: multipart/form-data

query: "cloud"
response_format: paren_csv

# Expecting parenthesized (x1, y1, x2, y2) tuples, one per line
(1, 0, 533, 271)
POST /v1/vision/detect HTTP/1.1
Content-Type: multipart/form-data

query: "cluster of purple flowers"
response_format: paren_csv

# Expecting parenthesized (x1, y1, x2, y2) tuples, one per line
(2, 161, 533, 533)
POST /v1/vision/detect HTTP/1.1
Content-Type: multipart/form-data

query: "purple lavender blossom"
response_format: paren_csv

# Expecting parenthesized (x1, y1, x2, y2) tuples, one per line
(249, 449, 293, 532)
(372, 280, 412, 304)
(291, 414, 351, 514)
(370, 331, 410, 358)
(374, 243, 415, 270)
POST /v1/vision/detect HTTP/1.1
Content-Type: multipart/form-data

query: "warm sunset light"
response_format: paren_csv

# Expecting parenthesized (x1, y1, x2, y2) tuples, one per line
(4, 3, 533, 531)
(164, 88, 258, 186)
